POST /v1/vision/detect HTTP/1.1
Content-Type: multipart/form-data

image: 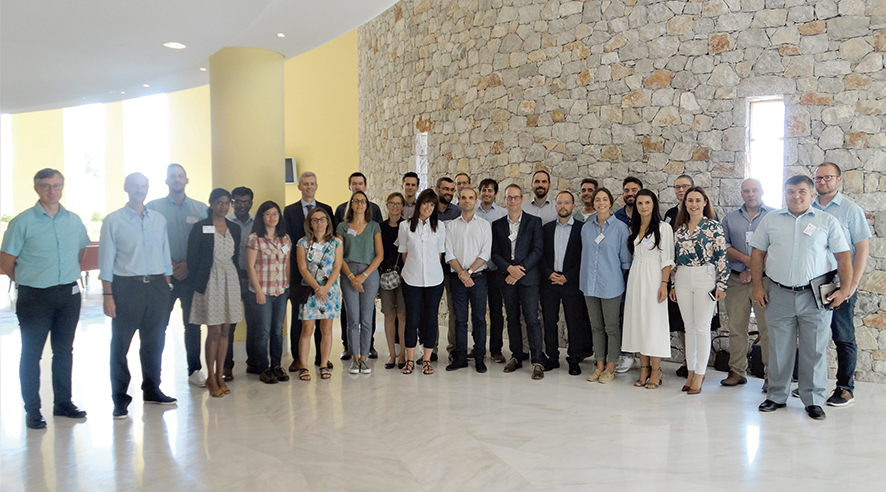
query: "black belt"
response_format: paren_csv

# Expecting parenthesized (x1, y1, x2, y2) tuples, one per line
(115, 274, 166, 283)
(771, 280, 810, 291)
(731, 269, 743, 276)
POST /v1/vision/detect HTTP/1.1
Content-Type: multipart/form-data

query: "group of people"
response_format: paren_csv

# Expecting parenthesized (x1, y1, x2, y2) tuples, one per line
(0, 159, 869, 429)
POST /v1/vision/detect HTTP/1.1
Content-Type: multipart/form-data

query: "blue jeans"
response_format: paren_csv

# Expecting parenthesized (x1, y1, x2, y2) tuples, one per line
(830, 291, 857, 393)
(402, 282, 444, 349)
(340, 262, 380, 357)
(450, 274, 488, 360)
(502, 282, 544, 364)
(16, 283, 81, 413)
(251, 290, 288, 371)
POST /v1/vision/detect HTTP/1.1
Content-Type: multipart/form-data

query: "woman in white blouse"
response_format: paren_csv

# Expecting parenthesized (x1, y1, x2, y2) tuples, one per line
(396, 189, 446, 375)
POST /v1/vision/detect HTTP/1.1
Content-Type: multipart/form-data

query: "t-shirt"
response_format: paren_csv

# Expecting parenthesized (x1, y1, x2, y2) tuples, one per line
(335, 220, 381, 265)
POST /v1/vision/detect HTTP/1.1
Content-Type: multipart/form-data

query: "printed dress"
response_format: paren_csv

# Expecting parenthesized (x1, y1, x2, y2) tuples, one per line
(297, 237, 342, 320)
(622, 222, 675, 357)
(190, 229, 243, 325)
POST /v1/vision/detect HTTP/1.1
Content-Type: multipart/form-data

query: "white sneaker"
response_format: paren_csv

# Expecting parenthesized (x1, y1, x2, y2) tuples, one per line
(614, 355, 634, 374)
(360, 359, 372, 374)
(349, 360, 361, 374)
(188, 371, 206, 387)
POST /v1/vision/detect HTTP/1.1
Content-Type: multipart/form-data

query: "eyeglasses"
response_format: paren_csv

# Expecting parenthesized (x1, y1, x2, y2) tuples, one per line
(674, 184, 691, 190)
(37, 183, 64, 191)
(814, 175, 838, 183)
(505, 196, 522, 201)
(351, 199, 367, 205)
(310, 217, 328, 223)
(234, 199, 252, 205)
(387, 201, 403, 206)
(263, 212, 280, 218)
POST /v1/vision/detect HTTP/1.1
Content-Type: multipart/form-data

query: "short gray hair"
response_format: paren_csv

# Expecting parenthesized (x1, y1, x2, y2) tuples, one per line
(298, 171, 317, 183)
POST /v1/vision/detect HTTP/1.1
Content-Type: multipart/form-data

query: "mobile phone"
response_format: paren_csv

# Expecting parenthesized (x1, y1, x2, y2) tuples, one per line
(708, 289, 717, 301)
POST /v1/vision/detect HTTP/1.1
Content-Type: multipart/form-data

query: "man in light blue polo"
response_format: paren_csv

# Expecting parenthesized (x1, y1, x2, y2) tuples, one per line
(1, 169, 90, 429)
(751, 175, 852, 421)
(812, 162, 871, 407)
(146, 163, 208, 387)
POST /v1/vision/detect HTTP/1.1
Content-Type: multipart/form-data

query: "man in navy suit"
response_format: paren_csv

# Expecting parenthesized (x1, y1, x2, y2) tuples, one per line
(283, 171, 334, 372)
(491, 184, 545, 380)
(540, 191, 588, 376)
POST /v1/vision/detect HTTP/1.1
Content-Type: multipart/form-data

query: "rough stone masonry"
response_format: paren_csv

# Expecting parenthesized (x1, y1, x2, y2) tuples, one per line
(358, 0, 886, 382)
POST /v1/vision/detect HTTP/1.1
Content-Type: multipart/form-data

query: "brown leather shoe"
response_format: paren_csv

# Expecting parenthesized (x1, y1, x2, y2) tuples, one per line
(720, 371, 747, 386)
(490, 353, 506, 363)
(531, 363, 545, 380)
(222, 368, 234, 381)
(503, 358, 522, 373)
(288, 361, 300, 372)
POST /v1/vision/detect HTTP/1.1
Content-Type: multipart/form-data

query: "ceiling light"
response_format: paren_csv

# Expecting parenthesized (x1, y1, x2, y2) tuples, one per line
(277, 33, 285, 38)
(199, 67, 207, 72)
(163, 42, 186, 50)
(142, 84, 150, 88)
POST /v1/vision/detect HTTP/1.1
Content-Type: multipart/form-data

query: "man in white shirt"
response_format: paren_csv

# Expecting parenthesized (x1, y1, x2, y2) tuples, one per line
(522, 170, 557, 224)
(445, 188, 492, 373)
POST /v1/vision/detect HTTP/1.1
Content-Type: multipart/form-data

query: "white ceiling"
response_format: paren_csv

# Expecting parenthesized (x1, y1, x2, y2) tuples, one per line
(0, 0, 398, 114)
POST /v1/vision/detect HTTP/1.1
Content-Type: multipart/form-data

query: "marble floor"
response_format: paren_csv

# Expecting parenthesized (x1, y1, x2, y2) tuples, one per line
(2, 279, 886, 492)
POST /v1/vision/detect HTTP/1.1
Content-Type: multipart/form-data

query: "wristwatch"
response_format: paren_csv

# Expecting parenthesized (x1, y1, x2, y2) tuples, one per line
(467, 269, 474, 275)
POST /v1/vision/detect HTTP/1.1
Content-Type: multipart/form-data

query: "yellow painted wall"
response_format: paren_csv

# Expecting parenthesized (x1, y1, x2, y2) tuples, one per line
(168, 85, 212, 204)
(10, 109, 65, 213)
(104, 102, 126, 210)
(283, 29, 358, 209)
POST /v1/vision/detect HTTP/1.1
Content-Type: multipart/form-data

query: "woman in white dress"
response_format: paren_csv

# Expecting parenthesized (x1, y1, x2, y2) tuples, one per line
(622, 189, 674, 389)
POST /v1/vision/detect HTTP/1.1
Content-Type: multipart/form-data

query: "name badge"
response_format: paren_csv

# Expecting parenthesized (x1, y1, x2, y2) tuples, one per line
(508, 232, 518, 242)
(803, 224, 817, 236)
(72, 284, 80, 295)
(746, 231, 754, 244)
(347, 228, 358, 236)
(664, 216, 672, 224)
(595, 233, 605, 244)
(186, 216, 199, 224)
(203, 226, 215, 234)
(311, 242, 323, 251)
(282, 245, 291, 254)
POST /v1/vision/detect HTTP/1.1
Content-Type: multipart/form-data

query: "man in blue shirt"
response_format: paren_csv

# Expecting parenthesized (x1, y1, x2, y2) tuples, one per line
(720, 178, 772, 388)
(0, 169, 90, 429)
(751, 175, 852, 421)
(100, 173, 176, 419)
(146, 163, 208, 388)
(812, 162, 871, 407)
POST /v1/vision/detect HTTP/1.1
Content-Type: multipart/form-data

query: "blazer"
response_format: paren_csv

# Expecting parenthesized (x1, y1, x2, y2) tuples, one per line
(540, 219, 583, 290)
(186, 217, 241, 295)
(283, 200, 334, 287)
(491, 213, 543, 287)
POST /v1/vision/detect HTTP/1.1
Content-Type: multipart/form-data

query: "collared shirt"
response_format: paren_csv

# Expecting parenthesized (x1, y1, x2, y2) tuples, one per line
(398, 218, 446, 287)
(522, 197, 557, 224)
(579, 214, 632, 298)
(301, 199, 317, 218)
(444, 214, 492, 273)
(614, 206, 632, 227)
(474, 203, 506, 271)
(1, 203, 90, 288)
(572, 209, 594, 223)
(553, 217, 574, 272)
(245, 233, 291, 296)
(812, 192, 871, 262)
(507, 213, 522, 260)
(98, 205, 173, 281)
(146, 195, 207, 263)
(402, 199, 417, 221)
(437, 203, 462, 222)
(749, 206, 849, 287)
(226, 213, 255, 272)
(721, 204, 772, 273)
(673, 218, 730, 292)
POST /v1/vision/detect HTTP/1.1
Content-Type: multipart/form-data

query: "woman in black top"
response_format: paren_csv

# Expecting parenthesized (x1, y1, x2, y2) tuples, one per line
(379, 192, 407, 369)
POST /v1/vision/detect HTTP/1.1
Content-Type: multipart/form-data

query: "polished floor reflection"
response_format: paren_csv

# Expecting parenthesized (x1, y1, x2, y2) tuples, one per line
(2, 280, 885, 491)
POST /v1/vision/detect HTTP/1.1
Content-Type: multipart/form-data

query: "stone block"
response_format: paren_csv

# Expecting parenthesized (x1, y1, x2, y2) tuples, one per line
(815, 0, 839, 20)
(784, 55, 814, 77)
(652, 106, 682, 126)
(845, 132, 869, 149)
(611, 64, 634, 80)
(709, 33, 733, 53)
(855, 53, 884, 73)
(750, 9, 787, 28)
(800, 92, 834, 105)
(680, 92, 702, 112)
(826, 16, 870, 40)
(845, 73, 872, 89)
(876, 29, 886, 52)
(716, 12, 754, 31)
(649, 36, 680, 58)
(798, 20, 826, 35)
(840, 37, 874, 60)
(770, 26, 800, 46)
(621, 91, 647, 108)
(707, 64, 740, 86)
(753, 49, 784, 73)
(670, 142, 695, 161)
(864, 311, 886, 329)
(667, 15, 694, 35)
(604, 34, 627, 53)
(644, 70, 674, 89)
(857, 100, 886, 115)
(600, 145, 622, 162)
(819, 126, 845, 150)
(800, 34, 830, 54)
(814, 60, 852, 76)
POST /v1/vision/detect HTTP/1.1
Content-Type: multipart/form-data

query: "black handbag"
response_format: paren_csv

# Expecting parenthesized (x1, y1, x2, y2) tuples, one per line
(292, 282, 313, 305)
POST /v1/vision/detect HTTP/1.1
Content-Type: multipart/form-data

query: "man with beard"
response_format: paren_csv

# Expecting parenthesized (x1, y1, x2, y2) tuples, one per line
(614, 176, 642, 227)
(435, 176, 462, 359)
(573, 178, 598, 222)
(522, 170, 557, 224)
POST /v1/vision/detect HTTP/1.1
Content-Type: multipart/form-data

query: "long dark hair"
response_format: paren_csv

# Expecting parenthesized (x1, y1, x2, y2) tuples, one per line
(252, 201, 286, 238)
(345, 190, 372, 223)
(674, 187, 716, 229)
(206, 188, 231, 218)
(409, 189, 440, 233)
(628, 189, 663, 254)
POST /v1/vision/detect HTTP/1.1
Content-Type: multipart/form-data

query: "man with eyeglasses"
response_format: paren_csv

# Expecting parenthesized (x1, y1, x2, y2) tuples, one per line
(452, 172, 471, 206)
(573, 178, 598, 222)
(435, 176, 462, 360)
(146, 163, 208, 388)
(435, 177, 462, 221)
(1, 169, 91, 429)
(284, 172, 335, 371)
(223, 186, 257, 379)
(811, 162, 871, 408)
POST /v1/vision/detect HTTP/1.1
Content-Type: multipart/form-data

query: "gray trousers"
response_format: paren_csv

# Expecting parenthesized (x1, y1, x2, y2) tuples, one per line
(764, 283, 832, 407)
(585, 296, 621, 364)
(340, 262, 380, 358)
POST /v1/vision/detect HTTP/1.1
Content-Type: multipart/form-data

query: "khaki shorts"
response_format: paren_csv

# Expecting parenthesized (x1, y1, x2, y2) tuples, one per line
(379, 285, 406, 315)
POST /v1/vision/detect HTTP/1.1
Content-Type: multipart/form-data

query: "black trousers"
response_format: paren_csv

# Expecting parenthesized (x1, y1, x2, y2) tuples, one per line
(483, 269, 505, 356)
(110, 276, 170, 406)
(16, 283, 81, 413)
(540, 281, 589, 363)
(502, 282, 544, 364)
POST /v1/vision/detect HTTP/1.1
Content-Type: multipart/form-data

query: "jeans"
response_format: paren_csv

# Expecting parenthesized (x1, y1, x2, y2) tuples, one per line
(450, 274, 488, 360)
(226, 276, 259, 370)
(16, 283, 81, 413)
(502, 282, 544, 365)
(483, 269, 505, 355)
(830, 291, 857, 393)
(168, 277, 201, 375)
(402, 282, 444, 349)
(340, 262, 380, 357)
(111, 276, 171, 406)
(250, 290, 288, 371)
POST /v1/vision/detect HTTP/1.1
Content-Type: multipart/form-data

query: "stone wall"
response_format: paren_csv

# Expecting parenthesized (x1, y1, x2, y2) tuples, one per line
(358, 0, 886, 382)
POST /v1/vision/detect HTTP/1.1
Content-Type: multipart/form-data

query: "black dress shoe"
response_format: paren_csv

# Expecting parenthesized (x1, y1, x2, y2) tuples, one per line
(340, 349, 352, 360)
(430, 352, 438, 362)
(806, 405, 826, 420)
(445, 360, 467, 371)
(26, 411, 47, 429)
(475, 358, 487, 373)
(543, 359, 560, 371)
(676, 365, 688, 377)
(758, 399, 787, 412)
(368, 347, 378, 359)
(53, 402, 87, 419)
(568, 363, 581, 376)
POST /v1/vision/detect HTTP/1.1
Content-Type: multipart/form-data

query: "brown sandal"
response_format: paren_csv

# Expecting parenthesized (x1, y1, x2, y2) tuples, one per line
(319, 367, 331, 380)
(298, 368, 311, 381)
(645, 368, 662, 389)
(422, 359, 434, 375)
(401, 360, 414, 374)
(634, 366, 651, 387)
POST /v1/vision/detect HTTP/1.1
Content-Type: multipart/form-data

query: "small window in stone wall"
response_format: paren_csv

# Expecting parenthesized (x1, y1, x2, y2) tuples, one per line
(415, 132, 428, 191)
(748, 99, 785, 209)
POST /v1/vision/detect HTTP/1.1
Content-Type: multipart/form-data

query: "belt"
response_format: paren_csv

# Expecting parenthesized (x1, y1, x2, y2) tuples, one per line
(731, 269, 743, 276)
(470, 271, 484, 278)
(771, 280, 810, 291)
(116, 274, 166, 283)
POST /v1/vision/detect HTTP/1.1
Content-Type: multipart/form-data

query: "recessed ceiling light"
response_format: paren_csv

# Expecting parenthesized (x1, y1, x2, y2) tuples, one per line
(277, 33, 286, 38)
(143, 84, 150, 88)
(163, 42, 186, 50)
(199, 67, 207, 72)
(120, 91, 125, 95)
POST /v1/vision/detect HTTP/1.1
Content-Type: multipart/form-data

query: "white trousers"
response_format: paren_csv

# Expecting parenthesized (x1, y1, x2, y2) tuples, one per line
(674, 266, 716, 375)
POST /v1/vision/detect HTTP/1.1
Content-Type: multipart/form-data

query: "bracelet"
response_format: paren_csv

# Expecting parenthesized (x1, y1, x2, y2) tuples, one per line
(362, 272, 368, 278)
(661, 281, 668, 284)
